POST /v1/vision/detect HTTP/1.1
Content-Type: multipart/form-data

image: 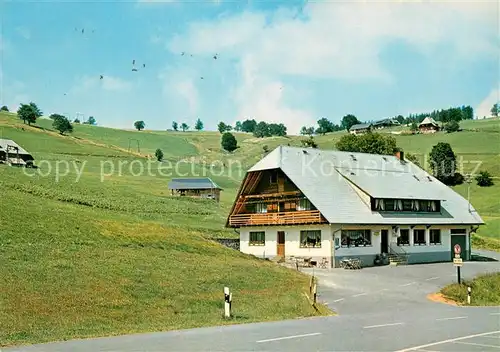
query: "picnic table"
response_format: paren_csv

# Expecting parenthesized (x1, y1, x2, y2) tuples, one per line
(340, 257, 362, 270)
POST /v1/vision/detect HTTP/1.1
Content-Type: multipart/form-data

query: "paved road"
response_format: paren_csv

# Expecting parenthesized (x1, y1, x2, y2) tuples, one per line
(6, 251, 500, 352)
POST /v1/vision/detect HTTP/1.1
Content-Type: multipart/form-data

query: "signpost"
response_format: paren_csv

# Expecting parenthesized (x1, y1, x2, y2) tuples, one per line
(453, 244, 462, 284)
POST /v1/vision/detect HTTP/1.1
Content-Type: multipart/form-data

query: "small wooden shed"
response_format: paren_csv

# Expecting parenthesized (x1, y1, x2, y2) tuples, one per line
(168, 177, 222, 202)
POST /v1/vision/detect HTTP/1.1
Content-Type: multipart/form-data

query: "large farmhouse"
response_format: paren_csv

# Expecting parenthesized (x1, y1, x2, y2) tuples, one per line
(226, 146, 483, 268)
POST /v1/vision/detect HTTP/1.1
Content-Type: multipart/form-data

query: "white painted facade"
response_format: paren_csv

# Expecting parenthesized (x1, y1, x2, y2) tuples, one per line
(239, 224, 471, 268)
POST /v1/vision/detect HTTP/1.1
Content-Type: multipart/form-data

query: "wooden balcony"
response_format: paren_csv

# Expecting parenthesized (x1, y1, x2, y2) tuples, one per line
(228, 210, 326, 227)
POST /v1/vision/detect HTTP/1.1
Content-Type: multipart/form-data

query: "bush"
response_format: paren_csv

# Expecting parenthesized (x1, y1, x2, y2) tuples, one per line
(336, 132, 396, 155)
(301, 136, 318, 148)
(155, 149, 164, 162)
(475, 171, 494, 187)
(444, 120, 460, 133)
(263, 145, 269, 153)
(0, 105, 9, 112)
(221, 132, 238, 152)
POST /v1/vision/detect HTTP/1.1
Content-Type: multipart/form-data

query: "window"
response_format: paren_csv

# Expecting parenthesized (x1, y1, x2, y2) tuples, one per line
(372, 199, 440, 213)
(397, 229, 410, 246)
(413, 229, 426, 245)
(430, 229, 441, 245)
(402, 200, 413, 211)
(385, 199, 395, 211)
(249, 231, 265, 246)
(297, 199, 311, 211)
(451, 229, 466, 234)
(341, 230, 371, 247)
(300, 230, 322, 248)
(269, 172, 278, 184)
(255, 202, 267, 213)
(374, 199, 385, 211)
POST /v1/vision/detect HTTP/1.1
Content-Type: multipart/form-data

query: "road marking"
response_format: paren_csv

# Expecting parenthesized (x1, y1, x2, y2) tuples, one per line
(425, 277, 439, 281)
(454, 341, 500, 349)
(394, 330, 500, 352)
(484, 336, 500, 339)
(415, 349, 440, 352)
(352, 292, 368, 297)
(332, 298, 345, 302)
(490, 313, 500, 316)
(364, 322, 404, 329)
(256, 332, 321, 343)
(400, 282, 416, 287)
(435, 316, 467, 321)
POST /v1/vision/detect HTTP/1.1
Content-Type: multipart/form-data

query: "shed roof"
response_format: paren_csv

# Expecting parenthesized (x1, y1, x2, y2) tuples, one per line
(242, 146, 483, 225)
(168, 177, 222, 190)
(0, 139, 31, 156)
(349, 123, 372, 131)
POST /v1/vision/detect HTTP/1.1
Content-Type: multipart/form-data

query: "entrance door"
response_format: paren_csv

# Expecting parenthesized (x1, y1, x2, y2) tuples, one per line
(381, 230, 389, 254)
(450, 235, 466, 260)
(277, 231, 285, 257)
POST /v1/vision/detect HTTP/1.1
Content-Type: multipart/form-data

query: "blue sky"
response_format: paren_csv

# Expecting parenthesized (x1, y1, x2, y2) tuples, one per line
(1, 0, 498, 134)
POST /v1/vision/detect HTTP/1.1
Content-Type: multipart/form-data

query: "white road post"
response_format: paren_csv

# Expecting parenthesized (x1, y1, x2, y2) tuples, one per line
(224, 286, 231, 318)
(467, 286, 471, 305)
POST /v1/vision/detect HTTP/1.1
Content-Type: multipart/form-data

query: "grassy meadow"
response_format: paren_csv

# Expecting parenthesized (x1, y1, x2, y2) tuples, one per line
(441, 272, 500, 306)
(0, 111, 499, 345)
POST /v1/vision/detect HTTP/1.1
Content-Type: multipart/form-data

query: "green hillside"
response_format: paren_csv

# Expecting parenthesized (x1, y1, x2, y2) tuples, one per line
(0, 111, 499, 346)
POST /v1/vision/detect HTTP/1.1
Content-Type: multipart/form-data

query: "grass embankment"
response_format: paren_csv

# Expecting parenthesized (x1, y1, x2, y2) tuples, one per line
(0, 115, 330, 346)
(441, 272, 500, 306)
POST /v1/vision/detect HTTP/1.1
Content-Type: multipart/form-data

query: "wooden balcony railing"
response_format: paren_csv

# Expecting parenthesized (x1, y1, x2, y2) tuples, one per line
(229, 210, 325, 227)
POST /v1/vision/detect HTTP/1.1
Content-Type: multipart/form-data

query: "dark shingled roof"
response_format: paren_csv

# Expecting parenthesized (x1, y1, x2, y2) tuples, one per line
(168, 177, 222, 190)
(349, 123, 373, 131)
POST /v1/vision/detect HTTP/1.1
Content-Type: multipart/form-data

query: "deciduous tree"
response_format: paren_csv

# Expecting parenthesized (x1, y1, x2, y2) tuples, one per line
(17, 103, 38, 125)
(134, 120, 145, 131)
(172, 121, 179, 131)
(341, 114, 360, 131)
(52, 115, 73, 135)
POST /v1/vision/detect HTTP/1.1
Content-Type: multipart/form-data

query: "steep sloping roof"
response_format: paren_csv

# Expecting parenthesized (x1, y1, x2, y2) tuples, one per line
(419, 117, 439, 127)
(349, 123, 372, 131)
(0, 139, 32, 156)
(241, 146, 483, 225)
(168, 177, 222, 190)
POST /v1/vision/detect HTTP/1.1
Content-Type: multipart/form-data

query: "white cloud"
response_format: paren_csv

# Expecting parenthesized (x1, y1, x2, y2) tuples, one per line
(175, 79, 199, 115)
(72, 75, 132, 93)
(15, 27, 31, 40)
(168, 0, 498, 133)
(159, 66, 200, 121)
(476, 88, 499, 118)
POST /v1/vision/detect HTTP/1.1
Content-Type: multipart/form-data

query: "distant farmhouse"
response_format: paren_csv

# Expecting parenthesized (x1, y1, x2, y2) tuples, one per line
(227, 146, 483, 268)
(373, 118, 400, 129)
(418, 117, 440, 134)
(168, 177, 222, 202)
(0, 139, 35, 167)
(349, 123, 373, 135)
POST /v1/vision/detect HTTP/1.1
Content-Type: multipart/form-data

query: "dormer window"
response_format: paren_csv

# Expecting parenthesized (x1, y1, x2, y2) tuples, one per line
(372, 198, 440, 212)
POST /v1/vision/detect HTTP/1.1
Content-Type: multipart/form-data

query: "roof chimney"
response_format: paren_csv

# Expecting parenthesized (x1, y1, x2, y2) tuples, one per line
(395, 150, 404, 161)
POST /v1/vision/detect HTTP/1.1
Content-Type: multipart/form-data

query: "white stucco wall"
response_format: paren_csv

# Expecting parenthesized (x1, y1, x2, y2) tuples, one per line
(239, 225, 332, 259)
(239, 224, 471, 264)
(239, 228, 277, 259)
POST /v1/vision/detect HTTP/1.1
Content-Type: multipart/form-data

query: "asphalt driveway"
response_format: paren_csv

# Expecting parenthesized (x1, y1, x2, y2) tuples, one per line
(303, 249, 500, 316)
